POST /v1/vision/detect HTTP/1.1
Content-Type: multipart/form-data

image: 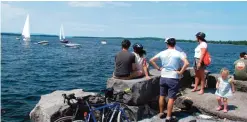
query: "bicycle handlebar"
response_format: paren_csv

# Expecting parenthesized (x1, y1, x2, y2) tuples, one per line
(62, 87, 131, 105)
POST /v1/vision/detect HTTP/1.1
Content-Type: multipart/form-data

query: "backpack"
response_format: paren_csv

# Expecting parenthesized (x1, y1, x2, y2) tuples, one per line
(203, 50, 211, 66)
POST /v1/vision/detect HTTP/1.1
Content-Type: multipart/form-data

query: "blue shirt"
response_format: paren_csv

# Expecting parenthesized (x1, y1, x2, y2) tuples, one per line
(154, 49, 185, 79)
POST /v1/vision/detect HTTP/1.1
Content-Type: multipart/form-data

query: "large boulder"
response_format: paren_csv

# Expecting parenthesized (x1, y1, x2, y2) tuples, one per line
(180, 67, 195, 88)
(29, 89, 96, 122)
(107, 69, 160, 105)
(207, 74, 247, 92)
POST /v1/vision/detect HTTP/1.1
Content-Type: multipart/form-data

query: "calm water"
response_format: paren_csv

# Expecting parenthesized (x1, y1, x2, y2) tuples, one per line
(1, 35, 246, 122)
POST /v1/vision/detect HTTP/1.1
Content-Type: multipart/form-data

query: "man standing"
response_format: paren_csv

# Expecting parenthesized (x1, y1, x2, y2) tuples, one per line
(150, 38, 189, 121)
(234, 52, 247, 80)
(113, 39, 135, 80)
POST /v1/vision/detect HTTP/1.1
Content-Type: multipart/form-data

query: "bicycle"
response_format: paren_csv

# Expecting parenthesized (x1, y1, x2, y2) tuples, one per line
(54, 88, 136, 122)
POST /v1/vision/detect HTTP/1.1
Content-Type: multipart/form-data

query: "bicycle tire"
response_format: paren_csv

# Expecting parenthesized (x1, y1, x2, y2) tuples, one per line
(117, 107, 137, 122)
(54, 116, 85, 122)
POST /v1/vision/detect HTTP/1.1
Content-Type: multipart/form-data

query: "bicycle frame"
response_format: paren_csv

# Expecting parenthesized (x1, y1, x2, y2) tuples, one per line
(85, 102, 130, 122)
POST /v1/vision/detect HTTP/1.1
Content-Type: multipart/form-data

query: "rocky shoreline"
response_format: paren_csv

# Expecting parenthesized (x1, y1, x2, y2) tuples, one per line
(29, 67, 247, 122)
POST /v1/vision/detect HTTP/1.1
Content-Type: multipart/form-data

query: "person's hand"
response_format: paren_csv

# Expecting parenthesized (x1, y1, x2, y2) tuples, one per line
(158, 67, 163, 71)
(176, 71, 182, 75)
(146, 76, 151, 80)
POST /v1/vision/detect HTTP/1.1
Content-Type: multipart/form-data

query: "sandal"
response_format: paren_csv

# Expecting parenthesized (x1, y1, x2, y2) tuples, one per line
(158, 113, 165, 119)
(191, 89, 198, 92)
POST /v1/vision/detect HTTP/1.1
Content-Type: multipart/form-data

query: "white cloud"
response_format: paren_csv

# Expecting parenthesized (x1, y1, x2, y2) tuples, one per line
(166, 2, 188, 7)
(68, 1, 131, 8)
(68, 2, 104, 8)
(1, 2, 27, 20)
(107, 2, 132, 7)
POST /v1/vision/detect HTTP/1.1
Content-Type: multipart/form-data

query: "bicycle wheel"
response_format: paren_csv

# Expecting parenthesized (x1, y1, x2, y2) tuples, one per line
(117, 107, 137, 122)
(54, 116, 85, 122)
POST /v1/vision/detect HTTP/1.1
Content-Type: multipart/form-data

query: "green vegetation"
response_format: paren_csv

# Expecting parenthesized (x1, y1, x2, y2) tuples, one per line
(2, 33, 246, 45)
(177, 39, 247, 45)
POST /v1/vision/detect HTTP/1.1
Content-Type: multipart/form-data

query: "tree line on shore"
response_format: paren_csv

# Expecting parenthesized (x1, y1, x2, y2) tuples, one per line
(2, 33, 247, 45)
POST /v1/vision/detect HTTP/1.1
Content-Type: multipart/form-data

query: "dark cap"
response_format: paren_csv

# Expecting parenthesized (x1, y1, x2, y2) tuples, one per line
(133, 43, 143, 50)
(165, 38, 176, 47)
(196, 32, 206, 39)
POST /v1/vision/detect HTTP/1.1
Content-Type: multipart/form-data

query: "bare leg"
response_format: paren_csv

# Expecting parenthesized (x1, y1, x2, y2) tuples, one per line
(216, 97, 223, 111)
(159, 96, 165, 117)
(198, 69, 205, 95)
(192, 70, 200, 92)
(223, 98, 228, 113)
(166, 98, 175, 119)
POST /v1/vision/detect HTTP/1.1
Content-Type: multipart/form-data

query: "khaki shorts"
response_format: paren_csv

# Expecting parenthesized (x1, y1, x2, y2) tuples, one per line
(194, 58, 206, 70)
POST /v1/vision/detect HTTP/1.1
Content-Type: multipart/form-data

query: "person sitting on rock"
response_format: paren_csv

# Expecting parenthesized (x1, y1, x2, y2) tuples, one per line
(113, 39, 136, 80)
(131, 43, 151, 80)
(150, 38, 189, 121)
(233, 52, 247, 80)
(215, 68, 235, 113)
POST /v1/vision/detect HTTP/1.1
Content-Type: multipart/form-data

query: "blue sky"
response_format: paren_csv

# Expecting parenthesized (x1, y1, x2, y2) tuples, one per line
(1, 1, 247, 40)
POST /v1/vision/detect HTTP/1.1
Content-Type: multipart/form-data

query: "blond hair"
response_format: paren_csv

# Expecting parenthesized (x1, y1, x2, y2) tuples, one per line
(220, 68, 230, 75)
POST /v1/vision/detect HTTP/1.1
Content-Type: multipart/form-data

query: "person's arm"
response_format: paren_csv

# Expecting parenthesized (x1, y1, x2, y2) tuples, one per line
(199, 48, 206, 64)
(198, 43, 207, 68)
(143, 59, 150, 79)
(216, 79, 219, 89)
(177, 57, 189, 75)
(150, 54, 162, 71)
(230, 78, 235, 93)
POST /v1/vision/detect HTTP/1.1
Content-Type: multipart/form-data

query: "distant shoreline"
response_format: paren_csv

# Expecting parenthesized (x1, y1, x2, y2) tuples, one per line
(1, 32, 247, 46)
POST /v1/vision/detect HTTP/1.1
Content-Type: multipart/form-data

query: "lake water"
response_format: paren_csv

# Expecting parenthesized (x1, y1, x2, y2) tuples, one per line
(1, 35, 246, 122)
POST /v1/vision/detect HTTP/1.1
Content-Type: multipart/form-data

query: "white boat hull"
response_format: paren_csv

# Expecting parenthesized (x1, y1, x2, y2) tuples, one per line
(65, 43, 81, 48)
(37, 41, 49, 44)
(101, 41, 107, 44)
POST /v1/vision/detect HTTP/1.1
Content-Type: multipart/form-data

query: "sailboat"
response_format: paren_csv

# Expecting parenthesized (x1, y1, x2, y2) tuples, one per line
(22, 14, 30, 41)
(59, 25, 69, 43)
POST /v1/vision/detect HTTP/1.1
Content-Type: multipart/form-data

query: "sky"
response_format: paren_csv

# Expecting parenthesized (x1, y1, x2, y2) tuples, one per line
(1, 1, 247, 40)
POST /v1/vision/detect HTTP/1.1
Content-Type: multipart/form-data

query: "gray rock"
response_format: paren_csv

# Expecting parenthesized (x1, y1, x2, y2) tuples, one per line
(207, 74, 247, 92)
(107, 69, 160, 105)
(183, 88, 247, 121)
(127, 104, 158, 121)
(29, 89, 96, 122)
(180, 67, 195, 88)
(174, 96, 193, 110)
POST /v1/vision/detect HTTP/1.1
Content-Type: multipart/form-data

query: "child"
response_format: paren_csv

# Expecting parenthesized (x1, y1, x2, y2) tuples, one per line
(215, 68, 235, 113)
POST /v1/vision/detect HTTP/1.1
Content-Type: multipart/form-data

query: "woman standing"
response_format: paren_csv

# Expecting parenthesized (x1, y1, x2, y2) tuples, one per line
(192, 32, 208, 95)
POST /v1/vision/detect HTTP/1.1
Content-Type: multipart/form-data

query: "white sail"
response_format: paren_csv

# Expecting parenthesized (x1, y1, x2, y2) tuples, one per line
(59, 25, 65, 40)
(22, 14, 30, 40)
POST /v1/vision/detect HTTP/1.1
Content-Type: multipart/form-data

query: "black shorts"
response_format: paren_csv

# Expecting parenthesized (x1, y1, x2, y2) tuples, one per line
(160, 77, 180, 99)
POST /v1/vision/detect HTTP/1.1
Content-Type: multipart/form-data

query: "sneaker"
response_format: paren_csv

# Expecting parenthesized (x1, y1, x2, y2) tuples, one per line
(165, 118, 177, 122)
